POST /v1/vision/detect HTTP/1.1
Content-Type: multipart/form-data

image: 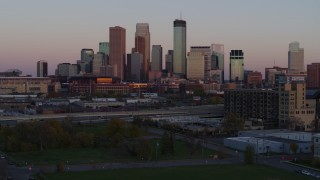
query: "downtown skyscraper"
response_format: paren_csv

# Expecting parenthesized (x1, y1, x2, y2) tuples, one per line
(135, 23, 150, 82)
(37, 60, 48, 77)
(229, 50, 244, 82)
(109, 26, 126, 81)
(151, 45, 163, 71)
(288, 41, 304, 74)
(173, 19, 186, 77)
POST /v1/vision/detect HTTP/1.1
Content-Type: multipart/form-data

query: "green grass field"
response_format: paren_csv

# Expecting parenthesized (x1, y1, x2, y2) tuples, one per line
(45, 164, 312, 180)
(8, 140, 216, 165)
(74, 125, 105, 134)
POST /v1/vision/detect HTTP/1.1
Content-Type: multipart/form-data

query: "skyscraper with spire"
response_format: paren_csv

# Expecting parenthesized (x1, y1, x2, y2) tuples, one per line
(173, 19, 186, 77)
(135, 23, 150, 82)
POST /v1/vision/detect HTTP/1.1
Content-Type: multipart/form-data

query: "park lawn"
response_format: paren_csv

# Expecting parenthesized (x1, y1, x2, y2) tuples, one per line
(8, 147, 137, 165)
(74, 125, 105, 135)
(45, 164, 312, 180)
(7, 140, 218, 166)
(149, 140, 220, 161)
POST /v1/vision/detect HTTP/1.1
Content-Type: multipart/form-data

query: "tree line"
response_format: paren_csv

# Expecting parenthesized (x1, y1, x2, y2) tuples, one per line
(0, 118, 176, 161)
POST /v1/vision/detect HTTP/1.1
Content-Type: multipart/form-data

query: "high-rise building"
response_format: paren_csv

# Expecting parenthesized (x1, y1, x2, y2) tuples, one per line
(80, 49, 94, 73)
(211, 44, 224, 70)
(135, 23, 150, 81)
(307, 63, 320, 89)
(187, 46, 211, 80)
(109, 26, 126, 80)
(265, 66, 288, 87)
(99, 42, 109, 56)
(165, 50, 174, 73)
(127, 52, 143, 82)
(173, 19, 186, 77)
(151, 45, 163, 71)
(99, 42, 109, 64)
(229, 50, 244, 82)
(187, 51, 205, 80)
(55, 63, 79, 77)
(92, 52, 106, 75)
(277, 79, 315, 131)
(37, 60, 48, 77)
(288, 42, 304, 74)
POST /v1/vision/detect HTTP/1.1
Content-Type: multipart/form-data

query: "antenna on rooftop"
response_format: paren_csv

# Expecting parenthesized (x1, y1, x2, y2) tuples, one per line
(274, 59, 276, 67)
(180, 11, 182, 20)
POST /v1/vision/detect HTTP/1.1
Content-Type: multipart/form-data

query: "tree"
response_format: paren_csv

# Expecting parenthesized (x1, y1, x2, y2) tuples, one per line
(74, 132, 94, 148)
(222, 113, 244, 136)
(160, 131, 174, 156)
(290, 143, 299, 155)
(127, 125, 141, 138)
(105, 119, 126, 147)
(244, 145, 255, 164)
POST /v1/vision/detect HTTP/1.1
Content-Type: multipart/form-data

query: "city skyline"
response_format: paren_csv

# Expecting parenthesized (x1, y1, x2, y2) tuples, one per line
(0, 0, 319, 78)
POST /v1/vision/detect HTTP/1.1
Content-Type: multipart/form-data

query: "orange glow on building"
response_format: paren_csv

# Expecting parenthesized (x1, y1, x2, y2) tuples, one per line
(97, 78, 112, 83)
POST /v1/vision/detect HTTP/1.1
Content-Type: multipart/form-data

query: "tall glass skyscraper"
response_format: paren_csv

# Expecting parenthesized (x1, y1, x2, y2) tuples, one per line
(80, 49, 94, 73)
(99, 42, 109, 55)
(99, 42, 109, 64)
(229, 50, 244, 82)
(135, 23, 150, 81)
(288, 41, 304, 74)
(151, 45, 163, 71)
(165, 50, 174, 73)
(173, 19, 186, 77)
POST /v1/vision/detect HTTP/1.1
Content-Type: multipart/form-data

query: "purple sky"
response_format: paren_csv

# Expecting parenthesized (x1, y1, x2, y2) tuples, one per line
(0, 0, 319, 79)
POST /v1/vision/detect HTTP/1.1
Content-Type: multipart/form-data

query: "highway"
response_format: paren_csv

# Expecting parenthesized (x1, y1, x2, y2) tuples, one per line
(0, 105, 224, 126)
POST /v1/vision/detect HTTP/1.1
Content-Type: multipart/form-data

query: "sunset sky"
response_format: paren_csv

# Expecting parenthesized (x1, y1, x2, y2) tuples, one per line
(0, 0, 319, 78)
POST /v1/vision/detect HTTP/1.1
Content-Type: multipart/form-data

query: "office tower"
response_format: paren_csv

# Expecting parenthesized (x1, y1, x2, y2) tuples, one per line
(127, 52, 143, 82)
(165, 50, 174, 73)
(56, 63, 79, 77)
(278, 80, 315, 130)
(187, 46, 211, 80)
(211, 44, 224, 70)
(307, 63, 320, 89)
(37, 60, 48, 77)
(151, 45, 162, 71)
(265, 66, 288, 87)
(135, 23, 150, 81)
(173, 19, 186, 77)
(80, 49, 94, 73)
(99, 42, 109, 56)
(109, 26, 126, 80)
(229, 50, 244, 82)
(187, 51, 205, 80)
(92, 52, 106, 75)
(288, 42, 304, 74)
(99, 42, 109, 64)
